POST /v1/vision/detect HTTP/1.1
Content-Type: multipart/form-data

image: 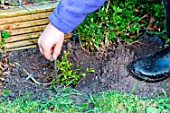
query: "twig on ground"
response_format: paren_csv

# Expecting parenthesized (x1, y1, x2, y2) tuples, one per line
(13, 62, 52, 86)
(124, 39, 150, 46)
(75, 76, 86, 88)
(78, 34, 95, 55)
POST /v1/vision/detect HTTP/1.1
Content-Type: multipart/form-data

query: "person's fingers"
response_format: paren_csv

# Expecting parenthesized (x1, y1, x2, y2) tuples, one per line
(39, 47, 43, 55)
(37, 23, 64, 60)
(40, 41, 53, 60)
(38, 43, 43, 55)
(43, 49, 53, 60)
(53, 42, 63, 60)
(38, 38, 44, 54)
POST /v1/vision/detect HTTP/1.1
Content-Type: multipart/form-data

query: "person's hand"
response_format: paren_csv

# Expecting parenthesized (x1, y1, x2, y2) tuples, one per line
(38, 23, 64, 60)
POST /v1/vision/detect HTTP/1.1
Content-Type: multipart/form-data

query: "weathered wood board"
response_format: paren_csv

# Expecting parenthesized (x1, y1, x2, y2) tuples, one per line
(0, 2, 73, 51)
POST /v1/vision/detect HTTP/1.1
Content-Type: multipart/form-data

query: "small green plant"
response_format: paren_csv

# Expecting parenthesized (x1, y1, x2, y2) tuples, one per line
(1, 30, 10, 39)
(0, 30, 10, 53)
(0, 30, 10, 45)
(53, 51, 94, 86)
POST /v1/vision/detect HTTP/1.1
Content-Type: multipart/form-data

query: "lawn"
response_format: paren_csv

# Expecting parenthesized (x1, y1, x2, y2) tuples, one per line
(0, 87, 169, 113)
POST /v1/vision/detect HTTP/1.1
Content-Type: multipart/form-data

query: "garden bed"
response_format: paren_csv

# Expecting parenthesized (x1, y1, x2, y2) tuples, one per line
(0, 33, 169, 100)
(0, 1, 169, 112)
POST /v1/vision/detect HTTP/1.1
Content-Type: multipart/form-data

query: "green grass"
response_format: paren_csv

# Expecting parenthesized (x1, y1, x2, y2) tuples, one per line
(0, 87, 169, 113)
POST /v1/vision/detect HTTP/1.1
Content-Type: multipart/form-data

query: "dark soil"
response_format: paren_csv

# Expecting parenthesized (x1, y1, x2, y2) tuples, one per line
(0, 34, 170, 100)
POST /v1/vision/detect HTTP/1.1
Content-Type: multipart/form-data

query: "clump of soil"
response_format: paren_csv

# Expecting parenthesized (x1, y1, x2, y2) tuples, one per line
(76, 40, 169, 97)
(0, 34, 169, 100)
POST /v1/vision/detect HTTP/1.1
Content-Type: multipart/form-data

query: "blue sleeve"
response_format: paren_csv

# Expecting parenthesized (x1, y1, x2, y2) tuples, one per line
(48, 0, 106, 33)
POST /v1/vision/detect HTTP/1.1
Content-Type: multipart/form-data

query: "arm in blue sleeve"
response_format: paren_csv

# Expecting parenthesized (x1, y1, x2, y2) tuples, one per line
(48, 0, 106, 33)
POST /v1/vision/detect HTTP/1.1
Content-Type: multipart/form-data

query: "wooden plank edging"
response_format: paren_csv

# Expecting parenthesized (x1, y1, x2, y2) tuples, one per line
(7, 45, 37, 51)
(0, 12, 51, 24)
(0, 2, 58, 18)
(4, 38, 38, 48)
(6, 32, 40, 42)
(0, 2, 74, 51)
(0, 19, 49, 30)
(7, 25, 46, 36)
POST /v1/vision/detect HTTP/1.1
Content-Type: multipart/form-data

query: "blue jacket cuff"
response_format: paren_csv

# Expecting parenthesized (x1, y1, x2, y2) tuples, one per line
(48, 12, 74, 33)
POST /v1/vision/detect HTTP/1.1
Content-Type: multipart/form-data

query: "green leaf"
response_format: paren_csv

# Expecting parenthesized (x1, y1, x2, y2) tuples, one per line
(127, 5, 133, 9)
(76, 66, 82, 71)
(86, 68, 95, 73)
(119, 3, 124, 8)
(1, 30, 10, 38)
(145, 106, 161, 113)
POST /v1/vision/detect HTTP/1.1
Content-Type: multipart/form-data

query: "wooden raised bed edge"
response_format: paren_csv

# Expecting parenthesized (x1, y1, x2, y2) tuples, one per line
(0, 2, 73, 51)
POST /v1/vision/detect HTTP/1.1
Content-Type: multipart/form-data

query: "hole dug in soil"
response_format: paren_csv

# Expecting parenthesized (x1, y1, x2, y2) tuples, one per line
(0, 34, 170, 100)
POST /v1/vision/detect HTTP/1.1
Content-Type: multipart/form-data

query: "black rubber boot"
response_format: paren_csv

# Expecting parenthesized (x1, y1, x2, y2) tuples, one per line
(163, 0, 170, 38)
(128, 47, 170, 82)
(128, 0, 170, 82)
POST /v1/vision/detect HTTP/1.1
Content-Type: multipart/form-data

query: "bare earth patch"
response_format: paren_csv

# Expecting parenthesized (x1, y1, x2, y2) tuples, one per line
(0, 34, 169, 100)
